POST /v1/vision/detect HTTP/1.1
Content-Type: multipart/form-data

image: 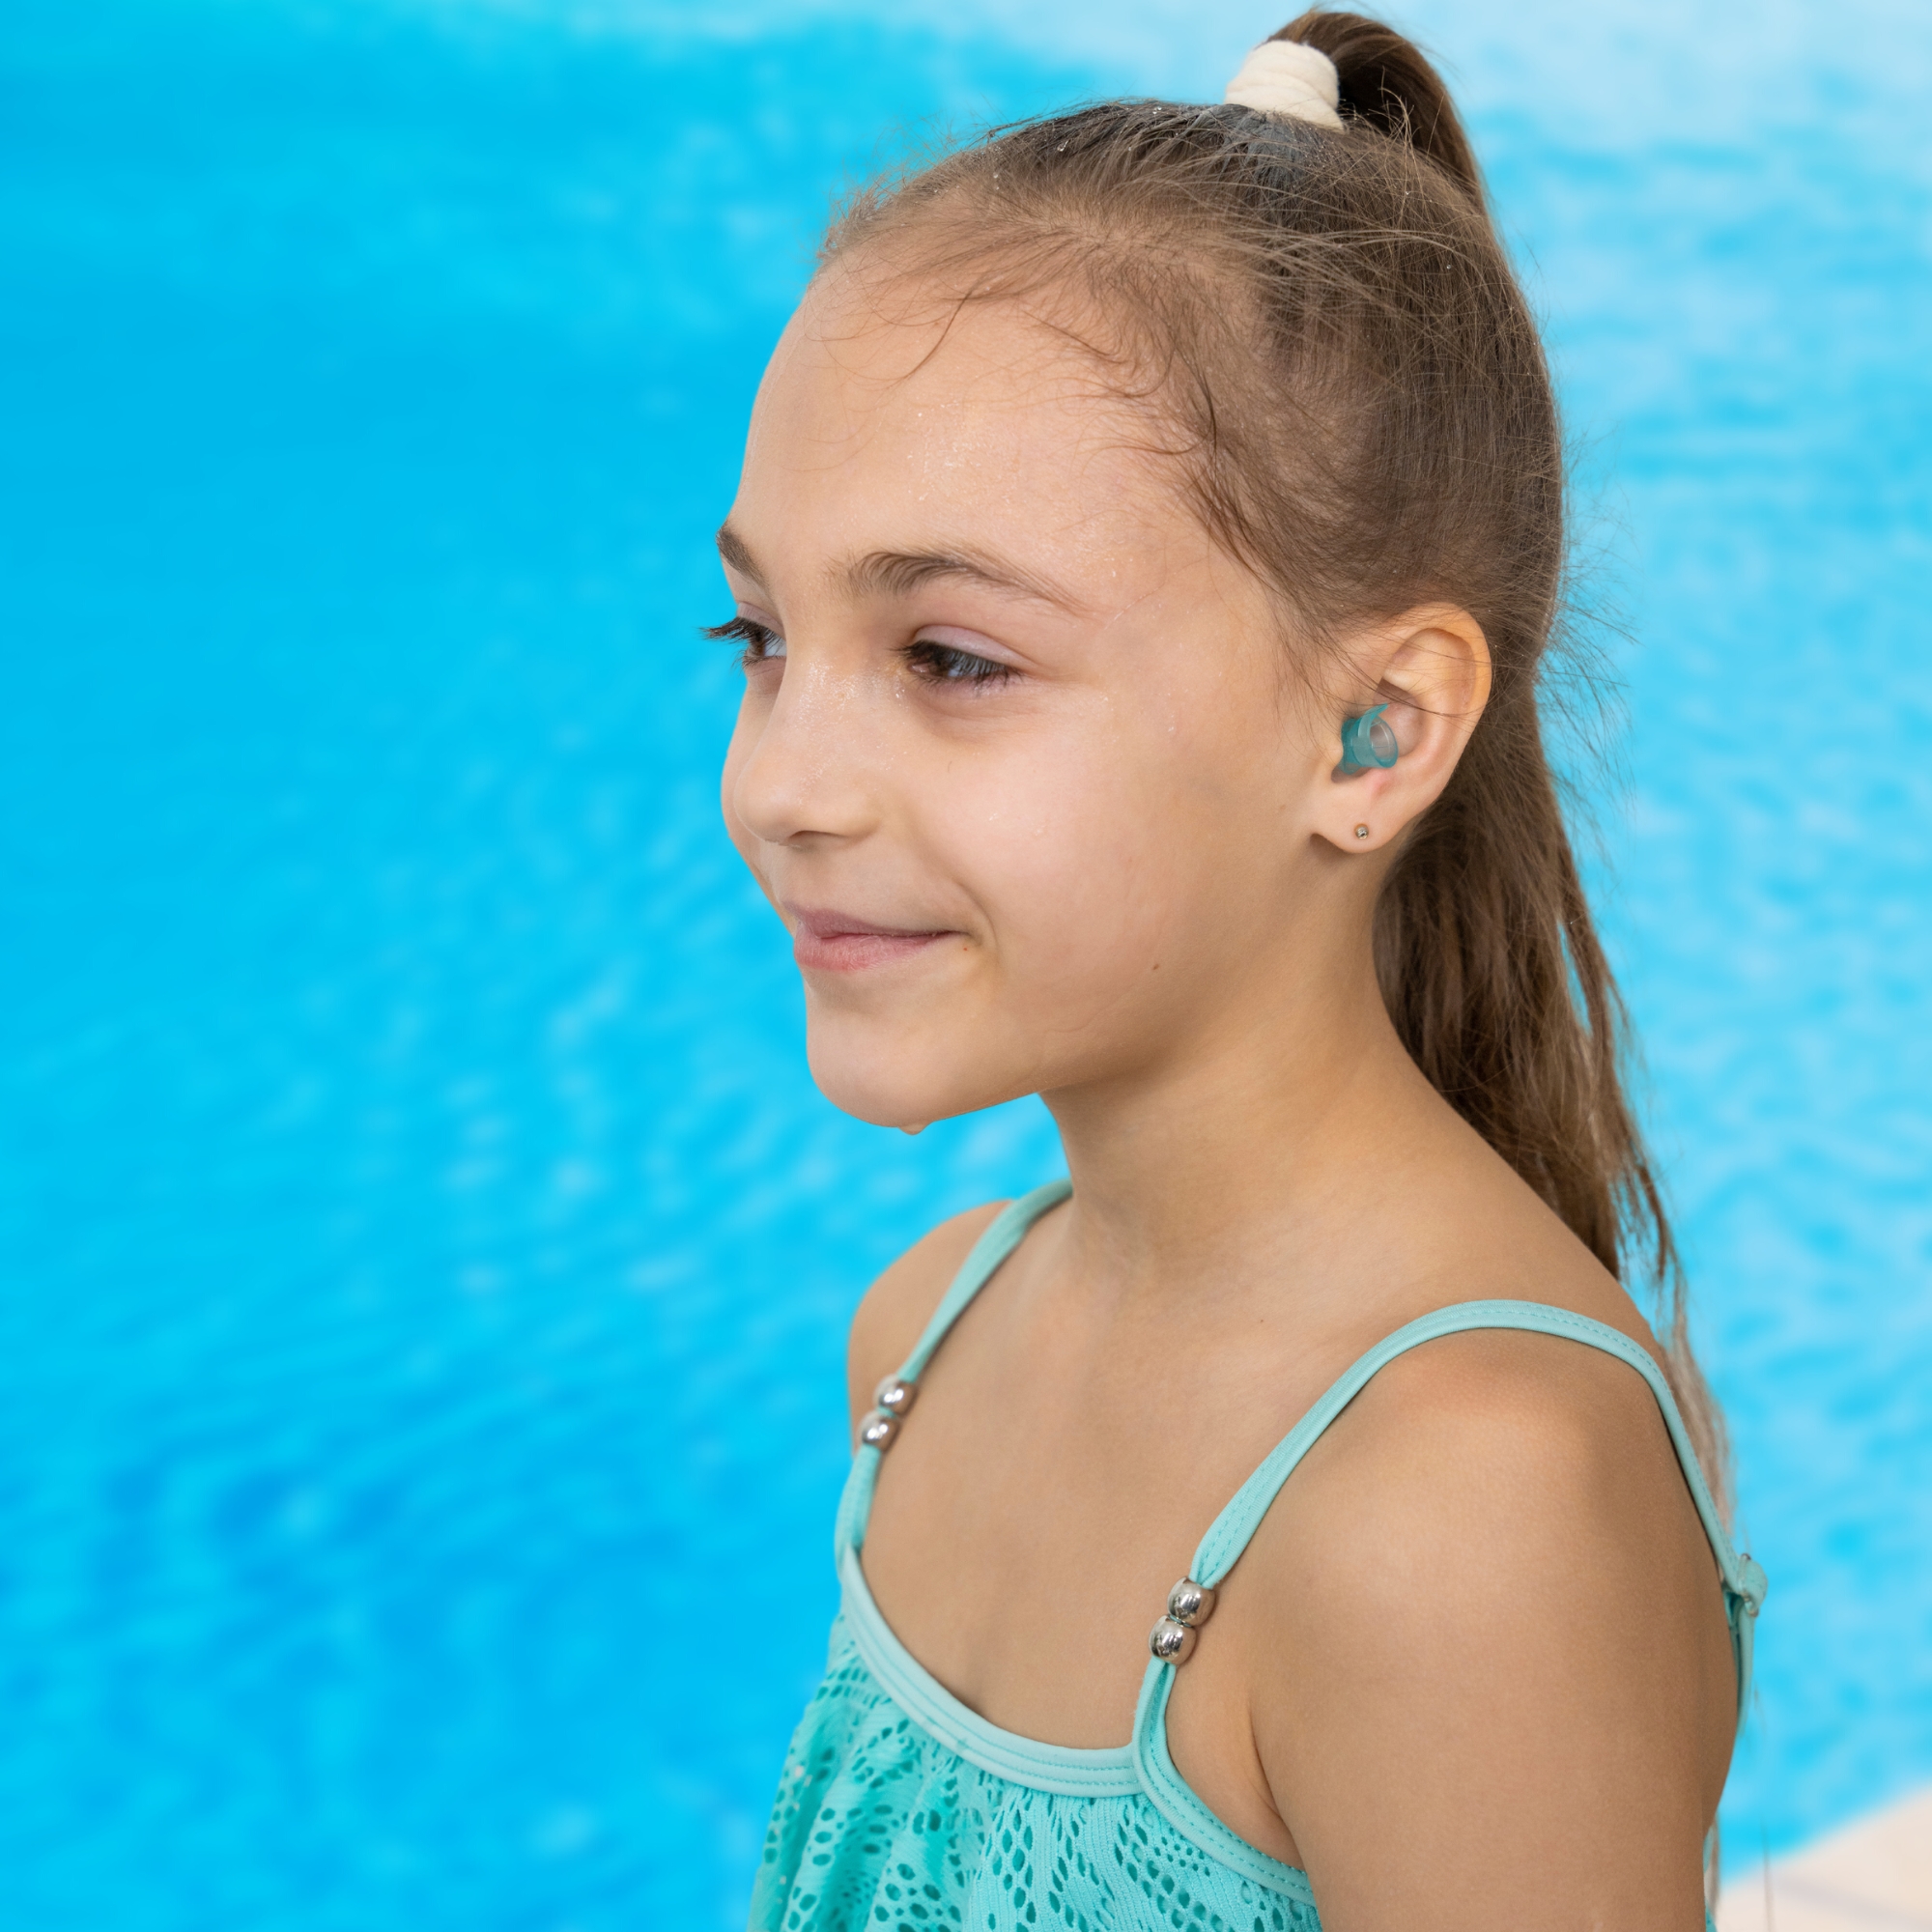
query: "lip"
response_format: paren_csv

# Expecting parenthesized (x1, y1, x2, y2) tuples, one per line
(784, 903, 956, 975)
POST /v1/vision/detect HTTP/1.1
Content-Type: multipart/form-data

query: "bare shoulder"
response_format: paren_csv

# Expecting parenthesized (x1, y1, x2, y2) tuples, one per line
(1238, 1327, 1734, 1924)
(844, 1201, 1010, 1429)
(1264, 1324, 1719, 1641)
(1332, 1321, 1677, 1499)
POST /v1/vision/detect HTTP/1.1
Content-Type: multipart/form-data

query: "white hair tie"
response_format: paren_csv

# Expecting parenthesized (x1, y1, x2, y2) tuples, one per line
(1222, 39, 1345, 130)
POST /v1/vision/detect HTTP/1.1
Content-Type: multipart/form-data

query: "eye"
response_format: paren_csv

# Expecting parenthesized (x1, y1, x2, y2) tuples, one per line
(900, 637, 1016, 687)
(703, 614, 785, 669)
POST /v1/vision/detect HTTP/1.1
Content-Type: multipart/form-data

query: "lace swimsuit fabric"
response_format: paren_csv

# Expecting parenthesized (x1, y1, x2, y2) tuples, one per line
(751, 1182, 1766, 1932)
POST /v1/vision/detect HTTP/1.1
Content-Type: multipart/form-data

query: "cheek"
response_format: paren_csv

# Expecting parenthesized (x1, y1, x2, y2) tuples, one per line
(941, 723, 1241, 1003)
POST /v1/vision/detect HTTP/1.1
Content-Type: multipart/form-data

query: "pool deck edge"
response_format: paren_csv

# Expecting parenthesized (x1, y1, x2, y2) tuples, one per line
(1719, 1786, 1932, 1932)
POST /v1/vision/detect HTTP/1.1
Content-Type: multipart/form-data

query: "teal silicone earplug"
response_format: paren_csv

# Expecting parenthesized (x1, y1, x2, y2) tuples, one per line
(1337, 702, 1399, 777)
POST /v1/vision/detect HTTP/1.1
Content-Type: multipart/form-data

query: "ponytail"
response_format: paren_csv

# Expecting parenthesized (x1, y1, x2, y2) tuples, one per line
(1282, 11, 1724, 1485)
(1280, 9, 1485, 205)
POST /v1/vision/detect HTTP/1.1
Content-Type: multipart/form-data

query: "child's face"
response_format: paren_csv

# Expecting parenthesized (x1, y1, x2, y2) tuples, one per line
(719, 270, 1350, 1129)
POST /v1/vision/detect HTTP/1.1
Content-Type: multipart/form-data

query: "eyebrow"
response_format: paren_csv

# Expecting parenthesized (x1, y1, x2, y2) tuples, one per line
(716, 521, 762, 582)
(842, 546, 1089, 611)
(715, 521, 1088, 614)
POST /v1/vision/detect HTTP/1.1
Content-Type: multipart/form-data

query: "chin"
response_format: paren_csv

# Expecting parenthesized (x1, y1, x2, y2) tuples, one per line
(805, 1020, 1028, 1132)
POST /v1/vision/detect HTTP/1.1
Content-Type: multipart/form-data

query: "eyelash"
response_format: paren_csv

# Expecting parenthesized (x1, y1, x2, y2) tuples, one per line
(901, 639, 1016, 687)
(703, 618, 1017, 689)
(703, 615, 781, 667)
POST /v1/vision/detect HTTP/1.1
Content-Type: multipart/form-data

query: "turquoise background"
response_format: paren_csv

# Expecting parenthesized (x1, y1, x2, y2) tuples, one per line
(1, 1, 1927, 1922)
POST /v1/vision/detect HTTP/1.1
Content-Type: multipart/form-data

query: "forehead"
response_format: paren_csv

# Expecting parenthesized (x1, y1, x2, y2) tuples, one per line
(733, 266, 1203, 584)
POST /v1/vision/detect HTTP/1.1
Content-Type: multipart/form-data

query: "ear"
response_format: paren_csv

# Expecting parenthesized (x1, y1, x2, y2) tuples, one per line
(1310, 606, 1492, 855)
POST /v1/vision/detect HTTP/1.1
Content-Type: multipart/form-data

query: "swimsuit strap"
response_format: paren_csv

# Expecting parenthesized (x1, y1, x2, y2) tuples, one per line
(1185, 1298, 1767, 1719)
(1129, 1298, 1768, 1890)
(896, 1179, 1073, 1383)
(834, 1178, 1071, 1563)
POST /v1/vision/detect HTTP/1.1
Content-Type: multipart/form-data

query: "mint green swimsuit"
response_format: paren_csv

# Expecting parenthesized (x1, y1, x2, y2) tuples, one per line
(752, 1180, 1765, 1931)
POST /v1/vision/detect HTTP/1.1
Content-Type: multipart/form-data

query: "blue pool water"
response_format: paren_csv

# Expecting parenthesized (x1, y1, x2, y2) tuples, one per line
(1, 2, 1927, 1923)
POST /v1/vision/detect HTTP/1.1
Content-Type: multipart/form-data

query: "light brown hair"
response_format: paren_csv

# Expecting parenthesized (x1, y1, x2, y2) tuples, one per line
(819, 10, 1723, 1483)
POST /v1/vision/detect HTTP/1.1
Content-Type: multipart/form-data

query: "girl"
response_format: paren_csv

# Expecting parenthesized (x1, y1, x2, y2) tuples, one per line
(719, 13, 1763, 1929)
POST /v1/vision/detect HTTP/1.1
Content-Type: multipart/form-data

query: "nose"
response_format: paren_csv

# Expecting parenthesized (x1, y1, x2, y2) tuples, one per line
(725, 649, 883, 851)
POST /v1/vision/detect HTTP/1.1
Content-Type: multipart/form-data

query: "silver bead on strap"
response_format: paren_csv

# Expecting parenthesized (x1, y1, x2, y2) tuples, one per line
(1167, 1577, 1217, 1628)
(858, 1409, 900, 1450)
(858, 1375, 918, 1452)
(873, 1377, 918, 1417)
(1149, 1616, 1196, 1663)
(1149, 1576, 1218, 1663)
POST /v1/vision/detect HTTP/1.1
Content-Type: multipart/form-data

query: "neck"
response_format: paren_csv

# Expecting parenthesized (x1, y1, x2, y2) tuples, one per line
(1041, 943, 1455, 1318)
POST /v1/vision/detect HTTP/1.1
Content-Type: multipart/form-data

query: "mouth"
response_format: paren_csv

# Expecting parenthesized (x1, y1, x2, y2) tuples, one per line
(784, 904, 958, 975)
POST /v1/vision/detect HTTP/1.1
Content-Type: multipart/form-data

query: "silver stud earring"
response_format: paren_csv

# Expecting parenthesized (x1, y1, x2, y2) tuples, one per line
(1353, 824, 1371, 840)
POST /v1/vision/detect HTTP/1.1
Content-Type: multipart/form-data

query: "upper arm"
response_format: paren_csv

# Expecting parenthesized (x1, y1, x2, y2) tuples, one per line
(844, 1202, 1009, 1434)
(1246, 1331, 1734, 1931)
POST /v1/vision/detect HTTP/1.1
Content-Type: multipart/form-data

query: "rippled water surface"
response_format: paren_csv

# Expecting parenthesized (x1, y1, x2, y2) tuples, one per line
(2, 2, 1928, 1923)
